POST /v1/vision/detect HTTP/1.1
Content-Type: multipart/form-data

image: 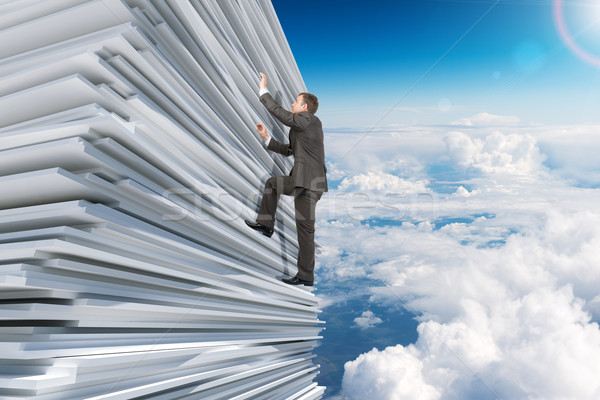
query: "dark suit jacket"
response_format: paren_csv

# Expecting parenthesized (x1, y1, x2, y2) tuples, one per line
(261, 92, 328, 192)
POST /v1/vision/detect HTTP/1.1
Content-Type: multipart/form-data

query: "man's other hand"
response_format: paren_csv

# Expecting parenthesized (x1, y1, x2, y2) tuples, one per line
(259, 72, 267, 90)
(256, 123, 270, 141)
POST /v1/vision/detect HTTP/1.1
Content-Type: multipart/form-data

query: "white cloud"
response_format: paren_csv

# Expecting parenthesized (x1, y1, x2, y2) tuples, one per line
(452, 186, 481, 197)
(326, 161, 348, 181)
(535, 124, 600, 187)
(342, 345, 441, 400)
(353, 310, 383, 330)
(338, 171, 429, 194)
(451, 112, 520, 127)
(444, 130, 547, 176)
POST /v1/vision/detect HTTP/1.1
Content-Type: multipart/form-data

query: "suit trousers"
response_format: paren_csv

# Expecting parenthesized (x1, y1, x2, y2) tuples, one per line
(256, 175, 322, 281)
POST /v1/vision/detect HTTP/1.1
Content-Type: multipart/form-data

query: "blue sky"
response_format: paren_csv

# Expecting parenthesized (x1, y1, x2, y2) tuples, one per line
(272, 1, 600, 399)
(273, 0, 600, 128)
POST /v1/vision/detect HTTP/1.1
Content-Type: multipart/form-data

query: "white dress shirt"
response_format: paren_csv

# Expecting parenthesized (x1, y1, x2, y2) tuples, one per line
(259, 87, 272, 146)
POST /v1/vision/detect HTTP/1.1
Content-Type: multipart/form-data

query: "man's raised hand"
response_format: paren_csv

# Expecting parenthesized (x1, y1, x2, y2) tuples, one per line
(256, 123, 269, 141)
(259, 72, 267, 90)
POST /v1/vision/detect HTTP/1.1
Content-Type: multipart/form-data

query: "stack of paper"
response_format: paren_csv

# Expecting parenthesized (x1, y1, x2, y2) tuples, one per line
(0, 1, 324, 398)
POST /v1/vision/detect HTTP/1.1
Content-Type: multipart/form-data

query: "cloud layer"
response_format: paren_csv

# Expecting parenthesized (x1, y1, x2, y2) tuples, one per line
(318, 116, 600, 399)
(338, 209, 600, 400)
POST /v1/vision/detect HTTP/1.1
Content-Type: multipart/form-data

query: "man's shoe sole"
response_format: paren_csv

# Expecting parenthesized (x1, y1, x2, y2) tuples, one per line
(245, 220, 274, 237)
(282, 278, 313, 286)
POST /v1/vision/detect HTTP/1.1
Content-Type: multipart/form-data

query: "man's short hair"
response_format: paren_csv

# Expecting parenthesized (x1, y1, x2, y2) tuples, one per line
(299, 92, 319, 114)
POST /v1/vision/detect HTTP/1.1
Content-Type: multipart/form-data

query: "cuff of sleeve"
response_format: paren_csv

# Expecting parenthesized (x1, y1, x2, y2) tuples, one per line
(259, 87, 269, 96)
(265, 136, 271, 146)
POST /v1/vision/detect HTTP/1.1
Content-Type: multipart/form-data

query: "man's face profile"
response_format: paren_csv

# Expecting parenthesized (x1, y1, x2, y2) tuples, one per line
(291, 95, 307, 114)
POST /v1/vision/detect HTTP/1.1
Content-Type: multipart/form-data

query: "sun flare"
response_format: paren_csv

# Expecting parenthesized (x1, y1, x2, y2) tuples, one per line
(553, 0, 600, 67)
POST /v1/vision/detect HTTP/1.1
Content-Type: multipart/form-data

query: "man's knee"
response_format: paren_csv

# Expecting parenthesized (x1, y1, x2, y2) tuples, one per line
(265, 176, 278, 188)
(264, 176, 279, 196)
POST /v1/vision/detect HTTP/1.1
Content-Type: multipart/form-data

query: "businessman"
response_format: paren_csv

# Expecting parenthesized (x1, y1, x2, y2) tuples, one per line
(245, 72, 327, 286)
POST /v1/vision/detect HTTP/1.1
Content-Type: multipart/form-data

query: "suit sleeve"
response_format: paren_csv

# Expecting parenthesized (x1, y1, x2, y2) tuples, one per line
(260, 93, 310, 130)
(267, 137, 293, 157)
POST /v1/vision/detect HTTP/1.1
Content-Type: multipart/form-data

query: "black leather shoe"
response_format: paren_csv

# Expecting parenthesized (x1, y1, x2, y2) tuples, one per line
(244, 220, 274, 238)
(282, 276, 314, 286)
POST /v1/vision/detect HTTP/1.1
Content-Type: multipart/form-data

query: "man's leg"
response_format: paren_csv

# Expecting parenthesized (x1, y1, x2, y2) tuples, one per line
(256, 175, 294, 229)
(293, 189, 322, 282)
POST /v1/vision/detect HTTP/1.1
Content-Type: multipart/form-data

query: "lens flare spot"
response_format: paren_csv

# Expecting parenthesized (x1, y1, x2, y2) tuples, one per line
(438, 98, 452, 112)
(512, 41, 544, 71)
(553, 0, 600, 68)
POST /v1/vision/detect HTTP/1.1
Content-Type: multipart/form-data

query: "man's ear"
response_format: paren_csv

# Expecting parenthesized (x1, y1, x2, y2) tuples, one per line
(302, 103, 308, 111)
